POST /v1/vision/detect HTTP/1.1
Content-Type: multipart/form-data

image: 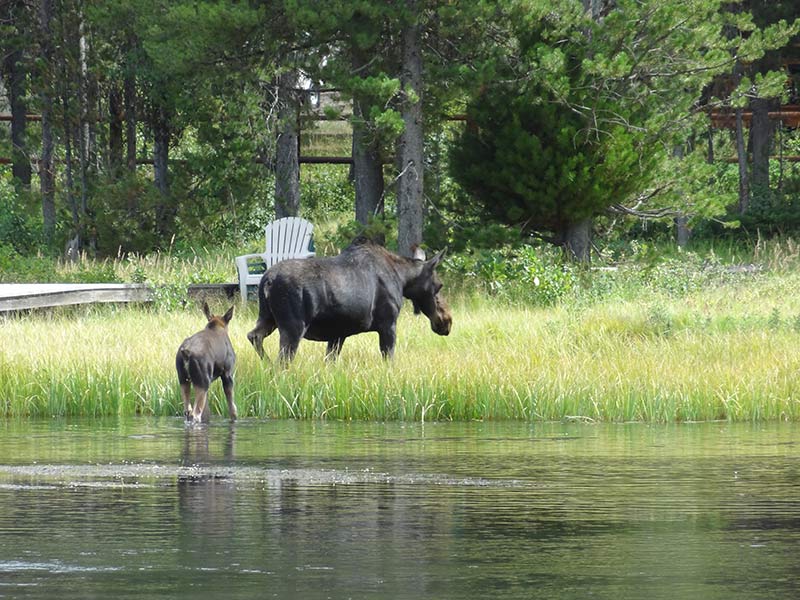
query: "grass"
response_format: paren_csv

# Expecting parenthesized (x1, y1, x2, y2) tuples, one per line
(3, 243, 800, 423)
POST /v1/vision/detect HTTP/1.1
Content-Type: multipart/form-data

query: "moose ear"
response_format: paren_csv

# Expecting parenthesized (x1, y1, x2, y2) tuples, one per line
(222, 305, 234, 325)
(411, 245, 426, 261)
(203, 301, 213, 321)
(426, 248, 447, 269)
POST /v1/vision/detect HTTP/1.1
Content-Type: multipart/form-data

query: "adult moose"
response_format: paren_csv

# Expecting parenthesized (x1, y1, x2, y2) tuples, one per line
(247, 237, 452, 361)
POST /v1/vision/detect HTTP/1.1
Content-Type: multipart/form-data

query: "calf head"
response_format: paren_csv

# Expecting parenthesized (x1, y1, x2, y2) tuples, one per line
(407, 247, 452, 336)
(204, 301, 234, 330)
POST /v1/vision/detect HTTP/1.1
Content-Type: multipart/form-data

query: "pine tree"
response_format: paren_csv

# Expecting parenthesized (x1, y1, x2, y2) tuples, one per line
(450, 0, 799, 260)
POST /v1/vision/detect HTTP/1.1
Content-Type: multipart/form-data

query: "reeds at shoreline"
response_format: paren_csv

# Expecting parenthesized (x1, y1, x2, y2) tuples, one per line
(3, 265, 800, 422)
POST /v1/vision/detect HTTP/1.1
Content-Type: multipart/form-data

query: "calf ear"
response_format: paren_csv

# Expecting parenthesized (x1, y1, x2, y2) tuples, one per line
(411, 245, 426, 261)
(222, 305, 234, 325)
(203, 301, 213, 321)
(426, 248, 447, 270)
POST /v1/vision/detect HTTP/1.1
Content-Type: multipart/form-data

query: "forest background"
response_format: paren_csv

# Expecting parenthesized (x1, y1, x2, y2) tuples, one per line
(0, 0, 798, 268)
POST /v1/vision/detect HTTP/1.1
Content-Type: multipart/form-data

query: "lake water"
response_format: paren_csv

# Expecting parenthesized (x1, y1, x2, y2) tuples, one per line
(1, 418, 799, 599)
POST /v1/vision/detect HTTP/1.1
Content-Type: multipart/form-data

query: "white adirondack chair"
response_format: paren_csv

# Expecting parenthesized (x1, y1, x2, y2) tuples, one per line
(234, 217, 315, 303)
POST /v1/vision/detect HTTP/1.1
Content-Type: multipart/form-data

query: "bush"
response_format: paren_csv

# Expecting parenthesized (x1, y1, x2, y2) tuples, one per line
(0, 179, 43, 255)
(445, 244, 577, 305)
(301, 164, 354, 222)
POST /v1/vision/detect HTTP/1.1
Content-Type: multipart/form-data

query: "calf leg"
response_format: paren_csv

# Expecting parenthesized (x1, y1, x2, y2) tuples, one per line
(191, 387, 210, 423)
(180, 382, 193, 420)
(176, 352, 193, 419)
(221, 374, 237, 421)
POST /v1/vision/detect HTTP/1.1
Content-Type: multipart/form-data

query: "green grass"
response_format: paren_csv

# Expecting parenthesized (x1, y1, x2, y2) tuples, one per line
(3, 255, 800, 422)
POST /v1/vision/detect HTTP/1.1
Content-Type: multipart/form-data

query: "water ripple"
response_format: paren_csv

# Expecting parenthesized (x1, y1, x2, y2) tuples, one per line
(0, 463, 531, 488)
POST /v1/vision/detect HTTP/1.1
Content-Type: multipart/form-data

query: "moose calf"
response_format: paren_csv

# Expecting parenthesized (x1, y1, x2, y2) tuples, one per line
(176, 301, 237, 423)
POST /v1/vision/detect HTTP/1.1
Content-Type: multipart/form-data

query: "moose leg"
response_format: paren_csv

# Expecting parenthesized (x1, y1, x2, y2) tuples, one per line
(176, 353, 194, 419)
(378, 324, 396, 359)
(221, 374, 237, 422)
(247, 320, 276, 359)
(191, 387, 209, 423)
(180, 382, 193, 420)
(325, 338, 345, 361)
(278, 328, 303, 363)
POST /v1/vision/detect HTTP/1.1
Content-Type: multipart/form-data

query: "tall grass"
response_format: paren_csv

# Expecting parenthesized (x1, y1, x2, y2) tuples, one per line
(3, 255, 800, 422)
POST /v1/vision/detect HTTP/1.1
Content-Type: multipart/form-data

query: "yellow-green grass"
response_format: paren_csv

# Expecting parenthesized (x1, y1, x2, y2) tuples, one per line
(3, 271, 800, 422)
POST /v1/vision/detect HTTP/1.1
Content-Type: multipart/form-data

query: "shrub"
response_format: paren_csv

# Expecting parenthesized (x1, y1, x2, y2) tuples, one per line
(445, 244, 577, 305)
(0, 179, 43, 255)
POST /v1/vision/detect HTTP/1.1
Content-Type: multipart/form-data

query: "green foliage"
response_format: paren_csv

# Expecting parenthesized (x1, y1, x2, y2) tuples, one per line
(734, 130, 800, 235)
(740, 189, 800, 235)
(324, 213, 399, 253)
(0, 249, 121, 284)
(451, 80, 651, 238)
(446, 244, 577, 305)
(91, 175, 164, 255)
(649, 142, 738, 226)
(450, 0, 797, 247)
(300, 164, 354, 222)
(0, 178, 42, 255)
(6, 0, 800, 263)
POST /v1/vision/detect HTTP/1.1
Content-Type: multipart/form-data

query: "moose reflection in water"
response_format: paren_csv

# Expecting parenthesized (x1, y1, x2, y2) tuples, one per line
(247, 237, 452, 361)
(177, 425, 237, 541)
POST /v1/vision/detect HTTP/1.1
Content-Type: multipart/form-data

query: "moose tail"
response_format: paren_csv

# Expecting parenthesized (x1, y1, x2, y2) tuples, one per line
(257, 274, 273, 322)
(176, 346, 193, 384)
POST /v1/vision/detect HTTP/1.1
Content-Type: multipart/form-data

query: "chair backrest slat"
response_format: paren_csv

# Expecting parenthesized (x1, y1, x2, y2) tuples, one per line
(236, 217, 315, 302)
(262, 217, 313, 268)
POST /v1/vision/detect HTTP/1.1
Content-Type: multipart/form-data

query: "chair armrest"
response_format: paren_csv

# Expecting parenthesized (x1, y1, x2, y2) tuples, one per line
(235, 254, 267, 280)
(235, 252, 267, 262)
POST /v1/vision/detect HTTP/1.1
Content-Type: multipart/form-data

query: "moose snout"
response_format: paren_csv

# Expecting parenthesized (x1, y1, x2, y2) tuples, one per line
(431, 297, 452, 336)
(432, 315, 452, 336)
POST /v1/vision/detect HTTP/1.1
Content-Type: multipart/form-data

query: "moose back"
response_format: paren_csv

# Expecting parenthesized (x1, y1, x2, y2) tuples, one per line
(247, 237, 452, 361)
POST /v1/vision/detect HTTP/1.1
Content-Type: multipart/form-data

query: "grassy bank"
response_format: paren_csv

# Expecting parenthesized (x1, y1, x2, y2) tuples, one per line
(3, 245, 800, 422)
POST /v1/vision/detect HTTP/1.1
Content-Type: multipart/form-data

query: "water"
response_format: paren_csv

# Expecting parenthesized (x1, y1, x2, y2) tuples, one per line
(1, 419, 800, 599)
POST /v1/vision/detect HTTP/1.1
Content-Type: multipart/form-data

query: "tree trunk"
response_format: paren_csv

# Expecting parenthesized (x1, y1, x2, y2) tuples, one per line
(735, 108, 749, 215)
(564, 218, 592, 263)
(59, 7, 80, 247)
(583, 0, 602, 20)
(274, 69, 301, 218)
(39, 0, 56, 243)
(707, 126, 714, 164)
(397, 5, 424, 258)
(3, 40, 31, 189)
(153, 104, 174, 241)
(124, 67, 137, 173)
(351, 48, 385, 230)
(77, 12, 95, 254)
(748, 97, 773, 205)
(108, 85, 124, 176)
(352, 104, 384, 226)
(40, 104, 56, 242)
(62, 105, 78, 243)
(675, 215, 691, 248)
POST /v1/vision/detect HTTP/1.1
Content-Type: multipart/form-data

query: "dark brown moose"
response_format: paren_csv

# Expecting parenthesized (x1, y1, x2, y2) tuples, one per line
(176, 302, 237, 423)
(247, 237, 452, 361)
